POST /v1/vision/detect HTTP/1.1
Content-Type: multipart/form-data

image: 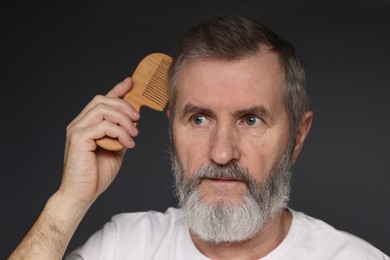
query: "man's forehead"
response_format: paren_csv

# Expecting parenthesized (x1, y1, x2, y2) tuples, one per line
(175, 51, 285, 108)
(178, 47, 284, 83)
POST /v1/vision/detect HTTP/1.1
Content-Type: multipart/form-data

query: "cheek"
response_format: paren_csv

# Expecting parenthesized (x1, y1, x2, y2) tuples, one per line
(241, 149, 268, 182)
(239, 138, 283, 183)
(172, 125, 209, 177)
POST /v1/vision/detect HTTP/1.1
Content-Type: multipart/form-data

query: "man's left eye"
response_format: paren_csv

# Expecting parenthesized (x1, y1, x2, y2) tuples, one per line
(244, 116, 262, 126)
(192, 115, 208, 125)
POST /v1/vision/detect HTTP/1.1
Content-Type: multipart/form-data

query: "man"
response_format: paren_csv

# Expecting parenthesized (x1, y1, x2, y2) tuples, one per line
(10, 16, 388, 259)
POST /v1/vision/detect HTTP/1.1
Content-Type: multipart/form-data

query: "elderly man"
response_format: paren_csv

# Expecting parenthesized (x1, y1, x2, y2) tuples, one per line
(10, 16, 388, 259)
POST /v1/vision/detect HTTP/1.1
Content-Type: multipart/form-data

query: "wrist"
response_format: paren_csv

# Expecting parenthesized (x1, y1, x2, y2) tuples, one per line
(45, 190, 92, 227)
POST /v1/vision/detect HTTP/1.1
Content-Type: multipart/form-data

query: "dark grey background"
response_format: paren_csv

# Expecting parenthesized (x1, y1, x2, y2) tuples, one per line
(1, 0, 389, 258)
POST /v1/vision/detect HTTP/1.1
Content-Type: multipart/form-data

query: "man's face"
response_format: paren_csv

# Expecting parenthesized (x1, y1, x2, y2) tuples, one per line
(172, 48, 291, 205)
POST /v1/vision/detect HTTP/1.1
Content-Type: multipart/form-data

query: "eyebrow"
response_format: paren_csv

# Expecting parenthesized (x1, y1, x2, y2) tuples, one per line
(181, 104, 215, 119)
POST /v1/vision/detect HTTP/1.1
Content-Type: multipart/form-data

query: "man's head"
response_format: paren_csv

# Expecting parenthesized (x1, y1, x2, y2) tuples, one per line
(167, 16, 312, 244)
(169, 15, 310, 141)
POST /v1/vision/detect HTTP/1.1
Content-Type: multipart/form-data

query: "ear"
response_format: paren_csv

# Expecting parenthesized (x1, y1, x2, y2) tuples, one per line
(166, 109, 171, 119)
(291, 111, 313, 164)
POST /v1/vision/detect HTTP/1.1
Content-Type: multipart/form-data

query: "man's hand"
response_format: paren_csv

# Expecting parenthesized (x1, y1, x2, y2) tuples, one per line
(60, 77, 139, 204)
(9, 77, 139, 259)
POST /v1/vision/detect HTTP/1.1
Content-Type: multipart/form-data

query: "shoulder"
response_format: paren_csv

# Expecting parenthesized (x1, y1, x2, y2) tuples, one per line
(288, 209, 389, 259)
(66, 207, 189, 259)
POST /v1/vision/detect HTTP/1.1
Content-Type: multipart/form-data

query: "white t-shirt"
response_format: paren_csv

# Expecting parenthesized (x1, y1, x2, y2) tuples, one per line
(66, 208, 389, 259)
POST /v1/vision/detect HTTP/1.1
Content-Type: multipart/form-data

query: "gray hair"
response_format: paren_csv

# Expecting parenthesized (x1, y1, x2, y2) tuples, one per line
(168, 15, 309, 141)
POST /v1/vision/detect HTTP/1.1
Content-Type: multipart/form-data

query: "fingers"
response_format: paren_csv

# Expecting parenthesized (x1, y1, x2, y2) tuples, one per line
(73, 97, 139, 131)
(106, 77, 132, 98)
(66, 77, 141, 150)
(67, 120, 136, 151)
(72, 78, 135, 124)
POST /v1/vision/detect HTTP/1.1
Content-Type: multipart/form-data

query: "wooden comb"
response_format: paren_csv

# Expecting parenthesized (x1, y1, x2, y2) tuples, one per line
(96, 53, 172, 151)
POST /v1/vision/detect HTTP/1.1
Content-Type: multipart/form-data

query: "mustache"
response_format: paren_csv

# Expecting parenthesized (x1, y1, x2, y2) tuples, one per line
(184, 162, 258, 194)
(196, 162, 252, 181)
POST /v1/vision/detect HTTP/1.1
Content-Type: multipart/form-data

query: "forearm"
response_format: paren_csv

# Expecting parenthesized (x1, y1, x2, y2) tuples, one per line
(9, 191, 92, 260)
(9, 78, 135, 259)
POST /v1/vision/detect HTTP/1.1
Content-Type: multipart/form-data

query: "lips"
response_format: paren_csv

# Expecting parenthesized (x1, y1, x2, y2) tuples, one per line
(206, 177, 242, 181)
(201, 177, 245, 185)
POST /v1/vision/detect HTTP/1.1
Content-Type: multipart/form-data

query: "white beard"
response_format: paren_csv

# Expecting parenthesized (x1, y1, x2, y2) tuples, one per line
(171, 150, 292, 244)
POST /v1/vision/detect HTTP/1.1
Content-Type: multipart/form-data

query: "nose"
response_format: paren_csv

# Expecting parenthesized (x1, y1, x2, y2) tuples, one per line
(209, 123, 240, 165)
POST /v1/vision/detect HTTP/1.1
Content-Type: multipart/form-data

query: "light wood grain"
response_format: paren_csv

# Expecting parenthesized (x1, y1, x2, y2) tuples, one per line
(96, 53, 172, 151)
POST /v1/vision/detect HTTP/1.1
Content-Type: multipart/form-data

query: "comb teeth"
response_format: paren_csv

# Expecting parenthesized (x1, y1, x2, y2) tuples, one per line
(142, 58, 171, 108)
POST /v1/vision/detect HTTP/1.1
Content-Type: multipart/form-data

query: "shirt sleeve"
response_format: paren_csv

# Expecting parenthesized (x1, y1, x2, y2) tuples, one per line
(65, 220, 118, 260)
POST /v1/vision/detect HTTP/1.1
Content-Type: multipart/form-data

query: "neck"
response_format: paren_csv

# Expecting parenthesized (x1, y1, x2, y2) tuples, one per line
(190, 208, 292, 260)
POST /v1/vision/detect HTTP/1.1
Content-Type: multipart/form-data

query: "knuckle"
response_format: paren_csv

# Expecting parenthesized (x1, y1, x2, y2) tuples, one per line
(92, 94, 105, 103)
(94, 102, 111, 114)
(66, 123, 76, 137)
(90, 95, 109, 108)
(66, 126, 80, 141)
(66, 123, 72, 133)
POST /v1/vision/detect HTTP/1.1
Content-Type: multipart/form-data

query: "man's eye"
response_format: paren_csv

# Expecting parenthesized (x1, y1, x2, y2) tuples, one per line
(245, 116, 262, 126)
(192, 115, 207, 125)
